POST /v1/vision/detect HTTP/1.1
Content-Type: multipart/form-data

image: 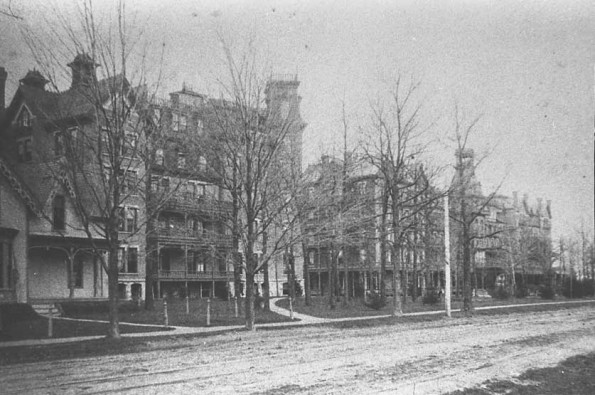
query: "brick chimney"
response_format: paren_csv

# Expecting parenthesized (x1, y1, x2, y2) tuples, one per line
(537, 198, 543, 215)
(0, 66, 7, 111)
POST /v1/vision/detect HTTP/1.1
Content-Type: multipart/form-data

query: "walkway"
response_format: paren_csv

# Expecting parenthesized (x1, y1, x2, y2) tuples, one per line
(1, 298, 594, 349)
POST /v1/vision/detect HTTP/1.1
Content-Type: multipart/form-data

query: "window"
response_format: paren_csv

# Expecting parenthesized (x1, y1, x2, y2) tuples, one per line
(150, 175, 159, 192)
(118, 207, 138, 232)
(172, 113, 179, 132)
(198, 155, 207, 171)
(153, 108, 161, 121)
(180, 115, 187, 130)
(73, 256, 84, 288)
(0, 241, 13, 290)
(54, 131, 65, 157)
(17, 108, 32, 127)
(194, 183, 205, 197)
(161, 177, 170, 192)
(122, 132, 138, 157)
(177, 151, 186, 169)
(196, 118, 204, 134)
(188, 250, 206, 273)
(120, 247, 138, 274)
(120, 170, 137, 195)
(17, 137, 33, 163)
(52, 195, 66, 231)
(155, 148, 164, 166)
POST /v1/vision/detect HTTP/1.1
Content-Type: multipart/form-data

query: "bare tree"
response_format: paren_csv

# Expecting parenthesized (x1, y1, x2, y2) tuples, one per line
(361, 76, 443, 316)
(0, 0, 22, 20)
(202, 41, 304, 330)
(448, 107, 505, 316)
(20, 0, 172, 338)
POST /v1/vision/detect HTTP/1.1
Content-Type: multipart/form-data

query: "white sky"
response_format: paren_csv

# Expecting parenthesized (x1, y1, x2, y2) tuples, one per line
(1, 0, 594, 239)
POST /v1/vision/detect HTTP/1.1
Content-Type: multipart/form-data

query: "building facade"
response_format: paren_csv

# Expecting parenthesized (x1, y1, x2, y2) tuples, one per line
(0, 57, 145, 305)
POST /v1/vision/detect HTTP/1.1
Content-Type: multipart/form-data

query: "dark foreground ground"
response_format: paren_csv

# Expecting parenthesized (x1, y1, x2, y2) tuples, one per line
(449, 352, 595, 395)
(1, 304, 593, 394)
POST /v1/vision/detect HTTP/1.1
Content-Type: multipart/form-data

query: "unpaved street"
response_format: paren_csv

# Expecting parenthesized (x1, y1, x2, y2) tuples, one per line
(1, 306, 594, 394)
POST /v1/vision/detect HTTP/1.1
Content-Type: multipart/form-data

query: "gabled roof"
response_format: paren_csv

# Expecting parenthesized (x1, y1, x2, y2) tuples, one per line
(5, 73, 129, 128)
(0, 155, 40, 216)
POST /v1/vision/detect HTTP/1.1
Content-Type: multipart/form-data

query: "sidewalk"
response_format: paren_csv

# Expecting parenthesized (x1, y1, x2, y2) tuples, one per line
(1, 298, 593, 349)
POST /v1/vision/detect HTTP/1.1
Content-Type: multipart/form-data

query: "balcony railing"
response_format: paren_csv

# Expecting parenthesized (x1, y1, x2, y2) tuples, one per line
(157, 270, 229, 280)
(160, 194, 232, 216)
(149, 228, 232, 247)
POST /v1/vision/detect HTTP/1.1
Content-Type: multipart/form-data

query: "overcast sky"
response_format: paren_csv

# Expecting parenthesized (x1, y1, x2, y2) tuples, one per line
(1, 0, 593, 239)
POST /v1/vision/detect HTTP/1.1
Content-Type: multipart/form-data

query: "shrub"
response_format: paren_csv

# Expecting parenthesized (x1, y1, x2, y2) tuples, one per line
(422, 289, 440, 305)
(254, 295, 265, 310)
(515, 284, 530, 298)
(365, 292, 387, 310)
(492, 286, 511, 300)
(562, 278, 595, 298)
(539, 285, 556, 300)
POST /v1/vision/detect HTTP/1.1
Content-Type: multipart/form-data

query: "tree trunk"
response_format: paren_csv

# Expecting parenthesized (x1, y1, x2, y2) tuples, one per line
(330, 249, 337, 310)
(262, 232, 270, 311)
(245, 268, 255, 330)
(392, 246, 403, 316)
(462, 224, 473, 316)
(379, 194, 388, 300)
(144, 250, 155, 310)
(107, 244, 121, 339)
(302, 242, 311, 306)
(343, 248, 349, 306)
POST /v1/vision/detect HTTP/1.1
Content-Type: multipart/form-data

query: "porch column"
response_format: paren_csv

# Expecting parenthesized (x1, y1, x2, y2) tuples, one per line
(67, 247, 75, 299)
(184, 245, 188, 277)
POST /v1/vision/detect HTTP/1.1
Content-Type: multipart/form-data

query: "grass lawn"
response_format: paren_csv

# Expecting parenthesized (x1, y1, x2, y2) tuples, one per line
(277, 295, 595, 319)
(449, 352, 595, 394)
(62, 298, 293, 327)
(0, 304, 170, 342)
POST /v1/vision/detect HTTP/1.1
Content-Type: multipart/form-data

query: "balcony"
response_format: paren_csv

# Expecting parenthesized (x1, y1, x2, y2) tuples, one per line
(149, 228, 232, 248)
(157, 270, 230, 281)
(159, 193, 232, 217)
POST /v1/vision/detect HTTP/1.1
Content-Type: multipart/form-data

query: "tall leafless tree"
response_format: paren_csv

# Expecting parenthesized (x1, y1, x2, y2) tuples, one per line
(20, 0, 174, 338)
(202, 40, 303, 330)
(361, 76, 443, 316)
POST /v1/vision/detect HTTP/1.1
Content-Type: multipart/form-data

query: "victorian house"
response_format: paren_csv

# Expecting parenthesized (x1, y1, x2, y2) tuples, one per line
(0, 56, 146, 307)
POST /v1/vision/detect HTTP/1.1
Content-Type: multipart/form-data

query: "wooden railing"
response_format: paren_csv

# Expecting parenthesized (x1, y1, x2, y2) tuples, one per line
(160, 194, 232, 216)
(149, 228, 232, 247)
(157, 270, 229, 280)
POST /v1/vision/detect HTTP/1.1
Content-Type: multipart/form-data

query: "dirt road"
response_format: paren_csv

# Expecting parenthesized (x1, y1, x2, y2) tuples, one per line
(1, 306, 594, 394)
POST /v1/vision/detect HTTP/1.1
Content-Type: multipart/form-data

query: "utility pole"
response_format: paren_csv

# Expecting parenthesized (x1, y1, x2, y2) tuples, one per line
(444, 194, 452, 317)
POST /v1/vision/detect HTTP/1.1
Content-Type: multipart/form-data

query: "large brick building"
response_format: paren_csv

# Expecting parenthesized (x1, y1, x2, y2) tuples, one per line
(0, 58, 306, 309)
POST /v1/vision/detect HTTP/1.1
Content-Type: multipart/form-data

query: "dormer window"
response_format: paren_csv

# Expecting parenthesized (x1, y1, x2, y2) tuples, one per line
(54, 131, 65, 157)
(17, 108, 32, 127)
(172, 113, 179, 132)
(180, 115, 187, 131)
